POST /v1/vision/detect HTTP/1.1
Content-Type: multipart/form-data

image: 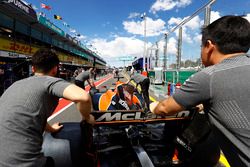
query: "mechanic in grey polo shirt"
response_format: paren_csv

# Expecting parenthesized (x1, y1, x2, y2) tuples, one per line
(151, 16, 250, 167)
(128, 71, 150, 111)
(75, 67, 96, 90)
(0, 49, 95, 167)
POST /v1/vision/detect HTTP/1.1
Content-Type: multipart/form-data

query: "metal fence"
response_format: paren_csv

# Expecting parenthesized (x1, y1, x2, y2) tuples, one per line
(146, 0, 216, 83)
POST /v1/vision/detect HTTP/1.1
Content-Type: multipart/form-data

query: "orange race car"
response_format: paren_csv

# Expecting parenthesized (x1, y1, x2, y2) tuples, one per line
(90, 80, 145, 112)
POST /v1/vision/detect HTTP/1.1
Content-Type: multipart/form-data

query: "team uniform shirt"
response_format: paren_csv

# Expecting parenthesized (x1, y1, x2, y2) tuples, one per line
(0, 76, 71, 167)
(173, 54, 250, 167)
(75, 71, 92, 82)
(130, 73, 147, 84)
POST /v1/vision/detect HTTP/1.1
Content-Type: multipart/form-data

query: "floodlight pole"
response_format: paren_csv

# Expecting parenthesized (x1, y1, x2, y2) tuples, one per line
(155, 42, 159, 67)
(142, 12, 147, 71)
(163, 34, 168, 71)
(204, 4, 211, 26)
(176, 27, 182, 83)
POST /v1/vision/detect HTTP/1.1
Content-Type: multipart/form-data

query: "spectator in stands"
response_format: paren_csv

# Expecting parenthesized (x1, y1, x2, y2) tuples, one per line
(75, 67, 96, 90)
(127, 71, 150, 111)
(0, 48, 95, 167)
(150, 15, 250, 167)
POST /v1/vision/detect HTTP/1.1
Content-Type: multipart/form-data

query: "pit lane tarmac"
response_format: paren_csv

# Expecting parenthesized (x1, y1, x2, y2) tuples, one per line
(48, 74, 128, 124)
(47, 73, 228, 167)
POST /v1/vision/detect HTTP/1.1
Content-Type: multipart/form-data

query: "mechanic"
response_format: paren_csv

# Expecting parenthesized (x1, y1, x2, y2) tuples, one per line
(75, 67, 96, 90)
(127, 71, 150, 111)
(150, 15, 250, 167)
(0, 48, 95, 167)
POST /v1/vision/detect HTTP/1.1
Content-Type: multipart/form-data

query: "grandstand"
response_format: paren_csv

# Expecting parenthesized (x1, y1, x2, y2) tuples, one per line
(0, 0, 106, 90)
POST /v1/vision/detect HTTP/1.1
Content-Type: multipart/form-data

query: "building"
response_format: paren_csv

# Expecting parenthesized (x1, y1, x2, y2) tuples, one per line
(0, 0, 106, 93)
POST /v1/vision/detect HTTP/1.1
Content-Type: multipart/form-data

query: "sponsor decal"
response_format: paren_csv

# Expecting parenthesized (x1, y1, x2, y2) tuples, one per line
(94, 110, 190, 122)
(118, 99, 130, 110)
(176, 137, 192, 152)
(0, 50, 27, 58)
(0, 38, 38, 55)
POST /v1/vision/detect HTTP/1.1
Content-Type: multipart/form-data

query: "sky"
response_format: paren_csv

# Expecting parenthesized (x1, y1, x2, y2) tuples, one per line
(25, 0, 250, 67)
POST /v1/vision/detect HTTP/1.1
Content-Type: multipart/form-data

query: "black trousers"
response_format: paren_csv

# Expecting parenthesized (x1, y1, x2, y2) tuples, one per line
(140, 78, 150, 111)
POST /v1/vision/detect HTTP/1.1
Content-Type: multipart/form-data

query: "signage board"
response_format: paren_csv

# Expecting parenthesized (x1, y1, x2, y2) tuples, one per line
(6, 0, 37, 19)
(0, 50, 28, 58)
(118, 56, 135, 61)
(38, 16, 65, 37)
(0, 38, 39, 55)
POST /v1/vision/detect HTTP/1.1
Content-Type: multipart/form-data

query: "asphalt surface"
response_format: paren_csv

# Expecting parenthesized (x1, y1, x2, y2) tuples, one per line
(47, 74, 228, 167)
(48, 75, 128, 124)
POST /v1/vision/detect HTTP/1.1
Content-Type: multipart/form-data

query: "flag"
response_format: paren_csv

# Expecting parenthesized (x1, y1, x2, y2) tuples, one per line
(54, 15, 62, 20)
(41, 3, 51, 10)
(70, 28, 76, 33)
(140, 12, 146, 19)
(63, 22, 70, 28)
(39, 12, 46, 17)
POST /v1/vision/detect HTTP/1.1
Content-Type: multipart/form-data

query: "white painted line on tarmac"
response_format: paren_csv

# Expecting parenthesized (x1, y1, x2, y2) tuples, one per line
(48, 75, 113, 121)
(48, 102, 74, 121)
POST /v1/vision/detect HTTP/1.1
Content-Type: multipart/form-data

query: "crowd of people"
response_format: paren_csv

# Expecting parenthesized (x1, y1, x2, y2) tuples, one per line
(0, 15, 249, 167)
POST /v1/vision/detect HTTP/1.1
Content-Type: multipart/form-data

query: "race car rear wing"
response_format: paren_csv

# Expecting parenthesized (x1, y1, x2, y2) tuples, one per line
(91, 109, 195, 125)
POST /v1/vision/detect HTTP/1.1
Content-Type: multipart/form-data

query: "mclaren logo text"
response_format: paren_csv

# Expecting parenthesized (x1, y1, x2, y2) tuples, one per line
(95, 110, 190, 122)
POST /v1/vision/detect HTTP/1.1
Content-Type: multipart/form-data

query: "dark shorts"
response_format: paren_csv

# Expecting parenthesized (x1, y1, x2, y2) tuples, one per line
(75, 80, 85, 90)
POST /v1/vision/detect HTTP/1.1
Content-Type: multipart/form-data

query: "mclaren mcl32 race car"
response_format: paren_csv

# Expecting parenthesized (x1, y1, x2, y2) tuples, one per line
(42, 79, 222, 167)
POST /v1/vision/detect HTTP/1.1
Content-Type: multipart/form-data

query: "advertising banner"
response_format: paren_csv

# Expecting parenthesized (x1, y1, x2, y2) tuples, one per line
(0, 50, 28, 58)
(0, 38, 39, 55)
(38, 16, 65, 37)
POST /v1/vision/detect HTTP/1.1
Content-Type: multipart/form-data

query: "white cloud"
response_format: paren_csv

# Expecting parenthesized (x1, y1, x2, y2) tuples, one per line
(157, 37, 177, 55)
(150, 0, 192, 14)
(123, 17, 166, 37)
(176, 0, 192, 7)
(185, 15, 202, 30)
(244, 13, 250, 22)
(210, 11, 221, 23)
(168, 17, 182, 25)
(167, 37, 178, 54)
(193, 33, 202, 43)
(102, 21, 110, 27)
(167, 15, 202, 43)
(168, 15, 202, 30)
(90, 37, 145, 66)
(128, 12, 141, 19)
(77, 35, 86, 40)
